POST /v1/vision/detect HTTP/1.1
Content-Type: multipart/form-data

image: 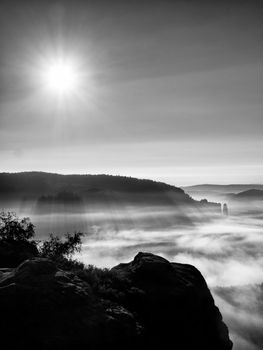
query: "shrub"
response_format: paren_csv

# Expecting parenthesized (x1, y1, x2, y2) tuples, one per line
(0, 211, 85, 270)
(0, 211, 35, 242)
(53, 256, 85, 271)
(77, 265, 131, 301)
(0, 211, 38, 267)
(39, 231, 84, 260)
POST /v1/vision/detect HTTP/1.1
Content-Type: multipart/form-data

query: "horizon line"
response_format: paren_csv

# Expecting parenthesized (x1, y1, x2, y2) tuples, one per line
(0, 170, 262, 188)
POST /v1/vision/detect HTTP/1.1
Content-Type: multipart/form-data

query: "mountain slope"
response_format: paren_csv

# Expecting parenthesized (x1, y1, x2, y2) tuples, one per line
(0, 171, 186, 196)
(0, 172, 220, 208)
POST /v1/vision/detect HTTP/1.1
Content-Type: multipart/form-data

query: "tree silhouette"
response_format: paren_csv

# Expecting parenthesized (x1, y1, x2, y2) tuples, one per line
(0, 211, 85, 269)
(39, 232, 84, 260)
(0, 211, 35, 242)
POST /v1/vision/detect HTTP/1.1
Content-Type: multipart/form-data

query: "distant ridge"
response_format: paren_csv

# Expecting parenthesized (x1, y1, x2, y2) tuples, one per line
(183, 184, 263, 194)
(227, 189, 263, 201)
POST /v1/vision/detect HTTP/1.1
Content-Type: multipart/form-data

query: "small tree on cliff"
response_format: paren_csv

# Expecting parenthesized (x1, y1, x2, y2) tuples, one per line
(0, 211, 85, 269)
(0, 211, 37, 267)
(0, 211, 35, 242)
(39, 231, 85, 270)
(39, 232, 84, 260)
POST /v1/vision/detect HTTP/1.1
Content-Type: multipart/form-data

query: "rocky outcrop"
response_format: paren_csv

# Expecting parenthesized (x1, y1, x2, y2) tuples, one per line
(199, 198, 222, 214)
(0, 239, 38, 267)
(0, 253, 233, 350)
(0, 258, 139, 350)
(222, 203, 229, 216)
(113, 252, 233, 350)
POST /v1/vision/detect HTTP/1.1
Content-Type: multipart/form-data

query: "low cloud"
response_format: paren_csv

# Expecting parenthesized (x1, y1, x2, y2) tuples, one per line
(4, 201, 263, 349)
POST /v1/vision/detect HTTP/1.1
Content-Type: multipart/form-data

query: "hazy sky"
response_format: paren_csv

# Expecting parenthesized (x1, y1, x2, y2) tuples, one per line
(0, 0, 262, 185)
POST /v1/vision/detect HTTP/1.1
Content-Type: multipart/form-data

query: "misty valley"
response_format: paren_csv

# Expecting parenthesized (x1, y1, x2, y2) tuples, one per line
(1, 1, 262, 349)
(1, 173, 263, 349)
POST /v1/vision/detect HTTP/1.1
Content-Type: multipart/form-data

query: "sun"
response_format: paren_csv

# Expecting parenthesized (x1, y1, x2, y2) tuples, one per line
(40, 58, 80, 96)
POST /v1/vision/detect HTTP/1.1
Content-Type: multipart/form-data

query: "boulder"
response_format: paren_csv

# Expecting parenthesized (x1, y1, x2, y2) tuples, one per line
(0, 253, 233, 350)
(0, 239, 38, 267)
(0, 258, 139, 350)
(113, 252, 233, 350)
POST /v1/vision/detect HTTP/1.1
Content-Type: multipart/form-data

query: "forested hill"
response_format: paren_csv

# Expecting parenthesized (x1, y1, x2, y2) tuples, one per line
(0, 172, 222, 213)
(0, 171, 186, 198)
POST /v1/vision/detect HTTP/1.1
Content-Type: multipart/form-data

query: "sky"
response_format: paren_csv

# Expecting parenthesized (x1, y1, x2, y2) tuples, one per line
(0, 0, 262, 186)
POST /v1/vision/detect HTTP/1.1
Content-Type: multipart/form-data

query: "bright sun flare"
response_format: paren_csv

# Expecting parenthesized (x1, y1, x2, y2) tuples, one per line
(41, 59, 80, 96)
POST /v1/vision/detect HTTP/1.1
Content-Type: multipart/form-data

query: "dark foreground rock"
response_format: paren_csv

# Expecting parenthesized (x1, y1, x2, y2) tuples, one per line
(0, 253, 232, 350)
(113, 252, 233, 350)
(0, 239, 38, 267)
